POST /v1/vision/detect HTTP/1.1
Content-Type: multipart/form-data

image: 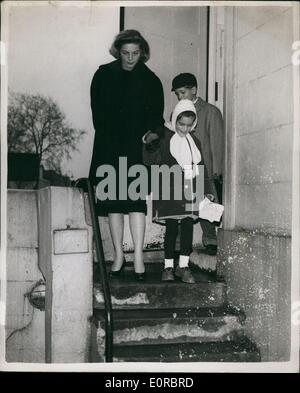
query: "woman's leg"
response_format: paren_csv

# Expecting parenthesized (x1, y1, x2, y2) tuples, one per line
(129, 212, 146, 273)
(108, 213, 125, 271)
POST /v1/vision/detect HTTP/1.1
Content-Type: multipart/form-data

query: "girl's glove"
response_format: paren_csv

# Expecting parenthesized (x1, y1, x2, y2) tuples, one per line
(205, 194, 215, 202)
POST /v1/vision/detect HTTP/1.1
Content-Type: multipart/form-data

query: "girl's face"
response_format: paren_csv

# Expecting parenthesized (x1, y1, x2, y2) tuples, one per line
(175, 115, 195, 138)
(120, 43, 141, 71)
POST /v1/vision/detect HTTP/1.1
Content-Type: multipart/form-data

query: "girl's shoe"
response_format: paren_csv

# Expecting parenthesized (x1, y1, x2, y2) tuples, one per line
(109, 258, 126, 277)
(175, 266, 196, 284)
(162, 267, 175, 281)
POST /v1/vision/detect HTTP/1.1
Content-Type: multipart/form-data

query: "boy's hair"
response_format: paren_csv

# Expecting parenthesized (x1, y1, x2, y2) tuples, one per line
(172, 73, 197, 91)
(109, 30, 150, 63)
(176, 111, 196, 122)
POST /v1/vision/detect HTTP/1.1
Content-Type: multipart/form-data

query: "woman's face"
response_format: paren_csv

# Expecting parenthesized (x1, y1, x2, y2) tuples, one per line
(120, 43, 141, 71)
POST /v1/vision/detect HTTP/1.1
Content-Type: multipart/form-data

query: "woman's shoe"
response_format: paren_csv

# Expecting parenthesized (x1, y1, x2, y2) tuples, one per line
(109, 258, 126, 277)
(134, 272, 146, 282)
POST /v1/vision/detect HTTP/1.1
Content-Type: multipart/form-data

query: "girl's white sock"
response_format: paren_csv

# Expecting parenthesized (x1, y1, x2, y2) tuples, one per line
(179, 255, 189, 268)
(164, 258, 174, 269)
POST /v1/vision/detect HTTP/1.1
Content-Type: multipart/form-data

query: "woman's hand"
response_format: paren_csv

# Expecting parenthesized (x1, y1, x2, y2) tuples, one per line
(145, 132, 159, 144)
(143, 131, 160, 154)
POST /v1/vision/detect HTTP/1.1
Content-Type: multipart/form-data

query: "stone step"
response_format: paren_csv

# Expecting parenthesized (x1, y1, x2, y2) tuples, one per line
(112, 336, 261, 362)
(94, 249, 165, 264)
(94, 259, 218, 273)
(94, 306, 246, 347)
(189, 248, 217, 272)
(94, 266, 226, 310)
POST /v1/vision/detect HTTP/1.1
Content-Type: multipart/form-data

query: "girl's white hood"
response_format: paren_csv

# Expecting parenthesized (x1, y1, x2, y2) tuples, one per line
(165, 100, 201, 179)
(165, 99, 198, 132)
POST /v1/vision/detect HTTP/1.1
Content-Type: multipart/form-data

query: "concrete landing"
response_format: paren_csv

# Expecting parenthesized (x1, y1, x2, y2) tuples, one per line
(93, 264, 226, 309)
(189, 248, 217, 272)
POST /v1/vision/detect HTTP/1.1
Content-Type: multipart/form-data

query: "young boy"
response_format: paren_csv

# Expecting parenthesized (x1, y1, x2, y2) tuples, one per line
(143, 100, 213, 283)
(171, 73, 224, 255)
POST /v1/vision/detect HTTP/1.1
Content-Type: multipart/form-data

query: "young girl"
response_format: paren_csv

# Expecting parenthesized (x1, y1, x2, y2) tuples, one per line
(143, 99, 212, 283)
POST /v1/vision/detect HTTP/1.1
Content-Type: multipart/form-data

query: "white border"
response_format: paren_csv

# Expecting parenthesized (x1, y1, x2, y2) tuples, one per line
(0, 0, 9, 372)
(291, 0, 300, 374)
(1, 0, 299, 373)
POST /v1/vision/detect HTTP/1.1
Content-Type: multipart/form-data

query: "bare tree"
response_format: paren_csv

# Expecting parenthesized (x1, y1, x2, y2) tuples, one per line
(8, 91, 85, 173)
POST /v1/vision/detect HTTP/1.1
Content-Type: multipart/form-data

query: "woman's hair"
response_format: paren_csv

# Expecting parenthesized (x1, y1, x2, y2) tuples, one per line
(109, 29, 150, 62)
(176, 111, 196, 122)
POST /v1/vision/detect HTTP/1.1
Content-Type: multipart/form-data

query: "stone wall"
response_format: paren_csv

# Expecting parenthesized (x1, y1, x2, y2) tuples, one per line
(218, 5, 296, 361)
(6, 190, 45, 362)
(6, 187, 93, 363)
(218, 229, 291, 361)
(38, 187, 93, 363)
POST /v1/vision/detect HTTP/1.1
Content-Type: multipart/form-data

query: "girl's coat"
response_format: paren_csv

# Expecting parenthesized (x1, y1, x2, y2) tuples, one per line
(143, 100, 213, 224)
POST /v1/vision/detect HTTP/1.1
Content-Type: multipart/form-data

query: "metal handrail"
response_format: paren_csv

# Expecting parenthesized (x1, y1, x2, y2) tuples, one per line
(75, 178, 113, 362)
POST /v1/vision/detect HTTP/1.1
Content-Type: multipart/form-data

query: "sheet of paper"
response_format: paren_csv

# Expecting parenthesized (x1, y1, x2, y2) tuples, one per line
(198, 197, 224, 223)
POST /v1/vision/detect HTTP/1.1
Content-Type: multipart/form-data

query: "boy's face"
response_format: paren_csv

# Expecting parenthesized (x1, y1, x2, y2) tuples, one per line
(174, 86, 197, 101)
(176, 116, 195, 138)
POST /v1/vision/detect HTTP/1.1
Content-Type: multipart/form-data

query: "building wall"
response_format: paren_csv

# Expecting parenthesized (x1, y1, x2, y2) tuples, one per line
(234, 5, 293, 233)
(119, 6, 208, 253)
(218, 5, 295, 361)
(125, 6, 208, 121)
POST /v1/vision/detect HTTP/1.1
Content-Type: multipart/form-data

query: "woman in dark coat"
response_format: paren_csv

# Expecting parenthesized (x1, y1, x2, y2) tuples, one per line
(89, 30, 164, 279)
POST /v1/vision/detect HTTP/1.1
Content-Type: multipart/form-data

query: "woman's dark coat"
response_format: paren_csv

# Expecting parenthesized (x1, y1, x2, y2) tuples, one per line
(143, 128, 213, 224)
(89, 59, 164, 186)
